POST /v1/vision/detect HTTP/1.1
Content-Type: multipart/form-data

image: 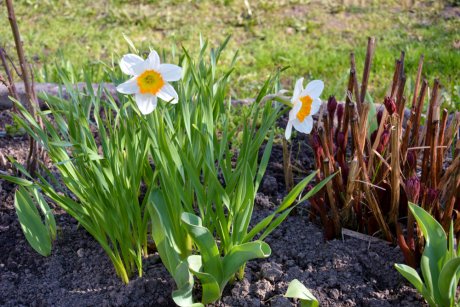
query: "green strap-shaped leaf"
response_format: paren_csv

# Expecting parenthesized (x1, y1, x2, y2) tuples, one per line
(31, 187, 57, 240)
(276, 172, 314, 213)
(148, 190, 184, 275)
(171, 260, 202, 307)
(394, 264, 425, 294)
(222, 241, 271, 286)
(438, 258, 460, 306)
(14, 186, 53, 256)
(0, 174, 34, 187)
(284, 279, 319, 307)
(181, 213, 224, 284)
(243, 213, 275, 243)
(259, 207, 294, 241)
(187, 255, 221, 304)
(409, 203, 447, 300)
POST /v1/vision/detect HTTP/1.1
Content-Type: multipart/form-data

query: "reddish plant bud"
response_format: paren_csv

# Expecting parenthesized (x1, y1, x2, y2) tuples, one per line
(327, 96, 337, 117)
(405, 176, 420, 204)
(336, 103, 344, 124)
(370, 130, 378, 145)
(376, 129, 390, 153)
(384, 96, 396, 116)
(406, 151, 417, 172)
(337, 132, 346, 151)
(377, 107, 384, 126)
(381, 129, 390, 147)
(310, 132, 322, 151)
(425, 188, 439, 207)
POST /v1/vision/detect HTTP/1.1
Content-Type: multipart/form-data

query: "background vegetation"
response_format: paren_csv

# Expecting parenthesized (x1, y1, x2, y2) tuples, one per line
(0, 0, 458, 107)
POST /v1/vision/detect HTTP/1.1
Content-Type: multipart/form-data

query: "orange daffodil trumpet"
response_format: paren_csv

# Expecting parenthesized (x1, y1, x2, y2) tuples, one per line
(285, 78, 324, 140)
(116, 50, 182, 114)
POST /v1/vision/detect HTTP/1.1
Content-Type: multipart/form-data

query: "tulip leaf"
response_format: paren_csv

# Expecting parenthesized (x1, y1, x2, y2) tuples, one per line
(438, 258, 460, 305)
(187, 255, 221, 304)
(222, 241, 271, 285)
(284, 279, 319, 307)
(409, 203, 447, 299)
(394, 264, 425, 294)
(171, 260, 202, 307)
(181, 213, 223, 282)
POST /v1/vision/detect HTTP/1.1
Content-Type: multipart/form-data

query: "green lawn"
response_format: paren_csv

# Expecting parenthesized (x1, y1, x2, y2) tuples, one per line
(1, 0, 459, 108)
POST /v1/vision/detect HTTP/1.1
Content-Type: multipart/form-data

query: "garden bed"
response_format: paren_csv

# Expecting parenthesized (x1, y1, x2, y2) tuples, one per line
(0, 120, 425, 306)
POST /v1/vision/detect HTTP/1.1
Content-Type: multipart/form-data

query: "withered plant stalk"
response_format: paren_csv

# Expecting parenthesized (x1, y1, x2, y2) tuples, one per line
(4, 0, 42, 174)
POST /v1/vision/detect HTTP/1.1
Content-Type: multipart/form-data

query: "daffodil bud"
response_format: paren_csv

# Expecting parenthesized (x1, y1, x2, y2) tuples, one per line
(405, 176, 420, 204)
(384, 96, 396, 116)
(327, 96, 337, 117)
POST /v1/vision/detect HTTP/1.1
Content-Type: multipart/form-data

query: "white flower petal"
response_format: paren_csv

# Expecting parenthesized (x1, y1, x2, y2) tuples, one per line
(303, 80, 324, 99)
(119, 54, 144, 75)
(293, 116, 314, 134)
(285, 121, 293, 140)
(310, 98, 322, 116)
(158, 64, 182, 82)
(130, 51, 161, 75)
(116, 77, 139, 94)
(135, 93, 157, 115)
(146, 50, 161, 69)
(292, 77, 304, 102)
(157, 83, 179, 104)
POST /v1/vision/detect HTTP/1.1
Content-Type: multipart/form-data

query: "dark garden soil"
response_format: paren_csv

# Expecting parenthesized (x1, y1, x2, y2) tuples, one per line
(0, 110, 425, 307)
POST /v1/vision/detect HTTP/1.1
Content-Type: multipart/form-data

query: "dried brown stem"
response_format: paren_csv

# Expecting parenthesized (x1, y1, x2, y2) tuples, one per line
(344, 158, 359, 210)
(436, 109, 448, 182)
(368, 108, 388, 177)
(351, 110, 393, 241)
(421, 79, 440, 186)
(358, 102, 370, 154)
(429, 119, 440, 188)
(318, 126, 333, 164)
(439, 155, 460, 200)
(389, 115, 401, 226)
(5, 0, 41, 174)
(350, 52, 361, 112)
(360, 37, 375, 105)
(411, 80, 428, 148)
(391, 59, 401, 98)
(411, 55, 424, 109)
(399, 51, 405, 77)
(443, 112, 460, 150)
(322, 158, 341, 238)
(0, 48, 19, 112)
(441, 167, 460, 231)
(282, 138, 294, 192)
(396, 75, 406, 123)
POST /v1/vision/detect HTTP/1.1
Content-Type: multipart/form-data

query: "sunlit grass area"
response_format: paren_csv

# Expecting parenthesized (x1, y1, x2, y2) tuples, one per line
(0, 0, 458, 108)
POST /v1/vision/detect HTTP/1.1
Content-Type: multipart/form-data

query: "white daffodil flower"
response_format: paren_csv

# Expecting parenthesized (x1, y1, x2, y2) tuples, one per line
(285, 78, 324, 140)
(116, 50, 182, 115)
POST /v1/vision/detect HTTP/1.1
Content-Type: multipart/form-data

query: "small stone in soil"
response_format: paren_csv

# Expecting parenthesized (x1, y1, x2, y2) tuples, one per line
(77, 248, 85, 258)
(260, 262, 283, 282)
